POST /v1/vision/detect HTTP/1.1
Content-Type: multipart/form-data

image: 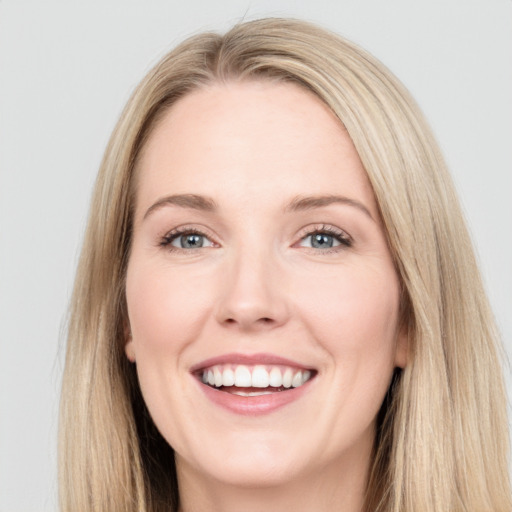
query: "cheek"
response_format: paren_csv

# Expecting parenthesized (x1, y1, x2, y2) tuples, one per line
(296, 264, 400, 367)
(294, 265, 401, 442)
(126, 261, 213, 356)
(125, 261, 215, 445)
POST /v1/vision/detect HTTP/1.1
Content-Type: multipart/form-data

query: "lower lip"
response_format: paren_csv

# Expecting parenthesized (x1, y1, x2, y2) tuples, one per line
(196, 379, 314, 416)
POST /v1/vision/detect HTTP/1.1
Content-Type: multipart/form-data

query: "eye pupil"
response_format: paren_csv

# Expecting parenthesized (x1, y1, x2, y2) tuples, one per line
(181, 234, 203, 248)
(311, 233, 333, 248)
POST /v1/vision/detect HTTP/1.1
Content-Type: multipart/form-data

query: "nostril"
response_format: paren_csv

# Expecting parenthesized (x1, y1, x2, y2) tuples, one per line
(223, 316, 274, 327)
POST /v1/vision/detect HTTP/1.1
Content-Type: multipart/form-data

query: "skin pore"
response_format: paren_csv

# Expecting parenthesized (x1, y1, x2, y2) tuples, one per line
(125, 80, 407, 512)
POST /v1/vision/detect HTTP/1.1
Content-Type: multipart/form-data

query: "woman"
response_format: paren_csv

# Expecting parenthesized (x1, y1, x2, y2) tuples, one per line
(59, 18, 511, 512)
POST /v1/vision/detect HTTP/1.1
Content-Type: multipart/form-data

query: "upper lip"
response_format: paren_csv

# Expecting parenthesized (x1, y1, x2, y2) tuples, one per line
(190, 352, 315, 373)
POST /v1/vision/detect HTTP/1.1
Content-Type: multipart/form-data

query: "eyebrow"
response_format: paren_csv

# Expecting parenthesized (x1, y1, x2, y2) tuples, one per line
(143, 193, 374, 221)
(143, 194, 217, 220)
(285, 194, 374, 221)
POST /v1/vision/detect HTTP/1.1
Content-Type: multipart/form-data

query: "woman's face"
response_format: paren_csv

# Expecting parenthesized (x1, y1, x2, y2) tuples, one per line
(125, 81, 407, 489)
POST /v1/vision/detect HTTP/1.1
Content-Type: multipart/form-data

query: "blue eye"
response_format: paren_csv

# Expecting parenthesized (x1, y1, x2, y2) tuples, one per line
(301, 233, 341, 249)
(161, 230, 215, 250)
(298, 228, 351, 250)
(173, 234, 206, 248)
(310, 233, 337, 248)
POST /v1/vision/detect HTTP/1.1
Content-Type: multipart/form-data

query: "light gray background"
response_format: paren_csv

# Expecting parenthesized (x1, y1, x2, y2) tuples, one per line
(0, 1, 510, 510)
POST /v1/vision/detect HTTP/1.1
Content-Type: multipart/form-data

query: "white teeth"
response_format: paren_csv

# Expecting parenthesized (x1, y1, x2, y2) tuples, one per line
(269, 367, 283, 387)
(222, 367, 235, 387)
(291, 371, 303, 388)
(282, 368, 293, 388)
(234, 365, 252, 387)
(232, 390, 274, 397)
(252, 365, 270, 388)
(214, 367, 223, 387)
(201, 364, 313, 390)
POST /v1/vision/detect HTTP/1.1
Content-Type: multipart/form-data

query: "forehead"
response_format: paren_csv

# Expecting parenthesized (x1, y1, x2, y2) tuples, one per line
(134, 80, 378, 219)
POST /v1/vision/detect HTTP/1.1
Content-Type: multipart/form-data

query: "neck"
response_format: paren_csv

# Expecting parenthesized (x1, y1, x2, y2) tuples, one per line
(176, 447, 370, 512)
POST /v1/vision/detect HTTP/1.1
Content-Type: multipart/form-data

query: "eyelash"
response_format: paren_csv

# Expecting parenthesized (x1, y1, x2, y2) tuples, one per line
(296, 224, 353, 252)
(159, 226, 215, 251)
(159, 224, 353, 253)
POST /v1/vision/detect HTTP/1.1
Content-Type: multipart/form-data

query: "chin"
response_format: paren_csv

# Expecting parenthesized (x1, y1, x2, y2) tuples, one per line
(174, 430, 310, 489)
(184, 454, 303, 489)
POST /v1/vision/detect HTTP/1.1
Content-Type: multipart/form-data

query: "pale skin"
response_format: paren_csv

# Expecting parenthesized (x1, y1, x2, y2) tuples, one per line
(125, 80, 407, 512)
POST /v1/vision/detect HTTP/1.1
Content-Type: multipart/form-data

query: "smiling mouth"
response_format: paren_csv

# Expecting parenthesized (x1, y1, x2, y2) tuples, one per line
(197, 364, 316, 396)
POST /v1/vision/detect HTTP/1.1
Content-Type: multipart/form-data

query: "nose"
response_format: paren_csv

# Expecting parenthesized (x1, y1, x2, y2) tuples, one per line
(214, 247, 290, 332)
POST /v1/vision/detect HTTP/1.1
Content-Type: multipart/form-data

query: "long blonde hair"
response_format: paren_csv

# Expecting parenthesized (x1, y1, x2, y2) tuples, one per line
(59, 18, 511, 511)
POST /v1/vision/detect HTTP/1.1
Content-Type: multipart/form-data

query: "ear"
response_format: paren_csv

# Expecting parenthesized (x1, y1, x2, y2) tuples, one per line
(124, 323, 136, 363)
(394, 324, 408, 369)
